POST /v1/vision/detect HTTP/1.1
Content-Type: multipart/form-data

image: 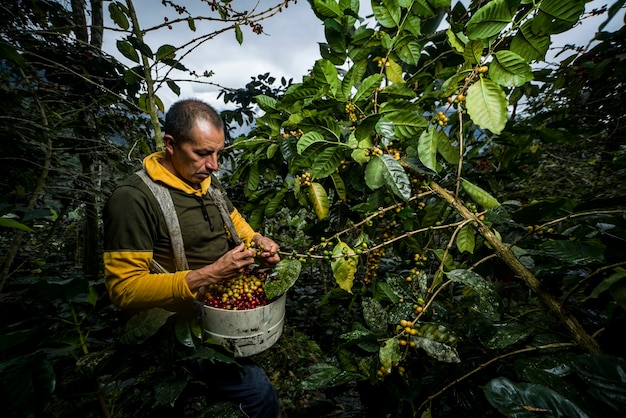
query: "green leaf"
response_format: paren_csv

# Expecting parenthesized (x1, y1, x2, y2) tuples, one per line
(539, 240, 605, 265)
(534, 0, 585, 35)
(361, 298, 388, 337)
(254, 94, 278, 111)
(510, 21, 550, 61)
(265, 259, 302, 300)
(380, 154, 411, 201)
(461, 178, 501, 209)
(353, 74, 383, 103)
(414, 336, 461, 362)
(166, 79, 180, 96)
(379, 338, 402, 371)
(572, 354, 626, 413)
(265, 189, 286, 217)
(246, 162, 260, 193)
(128, 37, 153, 58)
(447, 269, 500, 321)
(116, 39, 139, 63)
(234, 24, 243, 45)
(418, 125, 439, 172)
(0, 217, 34, 232)
(484, 377, 591, 417)
(380, 110, 428, 140)
(313, 0, 342, 18)
(187, 18, 196, 31)
(311, 146, 345, 178)
(365, 156, 385, 190)
(456, 224, 475, 254)
(108, 2, 129, 30)
(463, 39, 484, 64)
(312, 59, 340, 95)
(308, 182, 330, 220)
(331, 242, 358, 293)
(301, 363, 363, 390)
(385, 57, 404, 83)
(437, 130, 460, 165)
(341, 60, 367, 100)
(465, 77, 508, 134)
(174, 318, 196, 348)
(119, 308, 174, 344)
(466, 0, 515, 40)
(297, 131, 325, 154)
(331, 172, 347, 201)
(372, 0, 401, 28)
(156, 44, 176, 61)
(491, 50, 534, 87)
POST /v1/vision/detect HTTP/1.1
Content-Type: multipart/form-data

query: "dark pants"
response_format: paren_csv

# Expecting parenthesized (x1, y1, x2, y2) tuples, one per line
(188, 357, 282, 418)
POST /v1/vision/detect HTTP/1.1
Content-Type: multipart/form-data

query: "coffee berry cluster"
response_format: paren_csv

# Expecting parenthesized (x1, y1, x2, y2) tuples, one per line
(201, 268, 269, 310)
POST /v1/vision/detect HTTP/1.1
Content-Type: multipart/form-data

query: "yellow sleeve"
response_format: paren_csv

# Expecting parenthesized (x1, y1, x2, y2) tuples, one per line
(230, 208, 258, 244)
(103, 250, 195, 311)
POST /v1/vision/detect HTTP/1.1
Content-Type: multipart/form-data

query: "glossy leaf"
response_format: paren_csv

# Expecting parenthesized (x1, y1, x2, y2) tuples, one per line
(466, 77, 508, 134)
(119, 308, 174, 344)
(510, 21, 550, 61)
(116, 39, 139, 63)
(300, 363, 364, 390)
(108, 2, 129, 30)
(265, 259, 302, 300)
(461, 178, 501, 209)
(379, 338, 402, 371)
(437, 130, 460, 165)
(466, 0, 515, 40)
(372, 0, 401, 28)
(311, 146, 345, 178)
(484, 377, 591, 417)
(254, 94, 278, 111)
(297, 131, 325, 154)
(354, 74, 383, 103)
(380, 154, 411, 201)
(447, 269, 500, 321)
(418, 125, 439, 172)
(331, 242, 358, 293)
(456, 224, 475, 254)
(385, 57, 404, 83)
(572, 354, 626, 413)
(331, 172, 347, 201)
(155, 44, 176, 61)
(414, 337, 461, 363)
(308, 182, 330, 220)
(312, 59, 340, 95)
(365, 156, 385, 190)
(313, 0, 342, 18)
(491, 50, 534, 87)
(234, 24, 243, 45)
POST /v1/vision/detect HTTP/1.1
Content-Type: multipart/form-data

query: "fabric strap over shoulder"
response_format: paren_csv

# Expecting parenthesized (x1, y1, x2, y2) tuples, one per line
(136, 169, 189, 272)
(136, 169, 243, 273)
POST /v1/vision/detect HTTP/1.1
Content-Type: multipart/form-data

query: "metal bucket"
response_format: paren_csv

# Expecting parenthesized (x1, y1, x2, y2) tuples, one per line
(202, 293, 286, 357)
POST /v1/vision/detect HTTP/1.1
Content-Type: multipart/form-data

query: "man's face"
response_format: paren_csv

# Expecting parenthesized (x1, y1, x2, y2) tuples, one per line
(164, 118, 225, 188)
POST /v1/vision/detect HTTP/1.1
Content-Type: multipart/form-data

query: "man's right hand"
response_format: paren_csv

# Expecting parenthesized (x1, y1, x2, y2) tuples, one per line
(185, 243, 256, 292)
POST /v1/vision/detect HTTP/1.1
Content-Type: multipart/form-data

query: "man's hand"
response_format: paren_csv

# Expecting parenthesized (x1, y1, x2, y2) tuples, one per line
(252, 235, 280, 267)
(186, 243, 256, 292)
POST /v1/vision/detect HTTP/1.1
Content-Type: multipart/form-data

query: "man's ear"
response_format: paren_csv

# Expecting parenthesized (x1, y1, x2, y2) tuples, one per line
(163, 134, 176, 153)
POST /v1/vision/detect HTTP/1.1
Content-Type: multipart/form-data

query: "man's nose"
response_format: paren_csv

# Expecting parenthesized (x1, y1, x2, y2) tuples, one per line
(206, 154, 219, 171)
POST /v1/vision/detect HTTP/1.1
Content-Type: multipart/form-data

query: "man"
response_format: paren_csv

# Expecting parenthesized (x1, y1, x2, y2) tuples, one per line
(103, 99, 282, 417)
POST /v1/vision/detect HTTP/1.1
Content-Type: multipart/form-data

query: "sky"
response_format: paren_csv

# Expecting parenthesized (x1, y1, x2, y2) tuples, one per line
(103, 0, 624, 111)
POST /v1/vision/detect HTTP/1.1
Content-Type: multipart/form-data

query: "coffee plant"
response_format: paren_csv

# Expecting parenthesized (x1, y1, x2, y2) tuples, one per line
(219, 0, 626, 416)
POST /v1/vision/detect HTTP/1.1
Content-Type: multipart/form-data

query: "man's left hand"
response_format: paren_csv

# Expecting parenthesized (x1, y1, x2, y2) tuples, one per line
(252, 235, 280, 267)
